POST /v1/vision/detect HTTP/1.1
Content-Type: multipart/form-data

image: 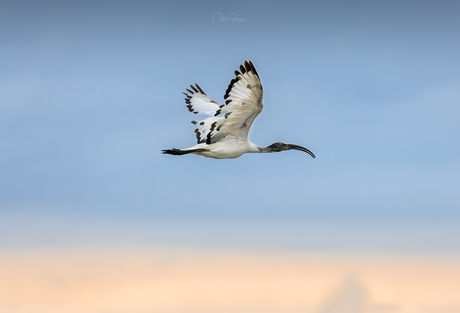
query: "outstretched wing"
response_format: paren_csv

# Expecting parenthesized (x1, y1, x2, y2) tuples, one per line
(218, 60, 264, 140)
(183, 84, 220, 116)
(187, 60, 263, 145)
(182, 84, 223, 144)
(184, 60, 263, 145)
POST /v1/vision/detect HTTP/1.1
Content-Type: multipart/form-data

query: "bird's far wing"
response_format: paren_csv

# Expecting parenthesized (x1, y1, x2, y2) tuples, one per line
(183, 84, 220, 116)
(183, 84, 224, 144)
(187, 61, 263, 145)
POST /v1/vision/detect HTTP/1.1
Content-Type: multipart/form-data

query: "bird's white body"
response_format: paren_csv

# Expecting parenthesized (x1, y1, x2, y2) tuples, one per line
(183, 136, 259, 159)
(162, 60, 316, 159)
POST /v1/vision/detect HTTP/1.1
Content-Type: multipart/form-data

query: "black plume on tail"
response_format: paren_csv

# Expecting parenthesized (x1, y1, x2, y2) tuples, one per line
(161, 148, 207, 156)
(161, 148, 190, 155)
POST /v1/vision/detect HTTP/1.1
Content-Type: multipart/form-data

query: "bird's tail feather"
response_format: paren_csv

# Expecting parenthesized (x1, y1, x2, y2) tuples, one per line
(161, 148, 207, 156)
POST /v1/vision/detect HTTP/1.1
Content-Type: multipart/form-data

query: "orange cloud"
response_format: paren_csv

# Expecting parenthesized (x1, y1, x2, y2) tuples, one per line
(0, 248, 459, 313)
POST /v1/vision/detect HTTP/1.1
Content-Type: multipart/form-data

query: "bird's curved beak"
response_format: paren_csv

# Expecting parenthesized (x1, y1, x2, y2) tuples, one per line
(287, 144, 316, 159)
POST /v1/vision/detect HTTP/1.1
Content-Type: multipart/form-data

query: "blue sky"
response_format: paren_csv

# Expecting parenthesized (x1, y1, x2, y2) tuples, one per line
(1, 1, 460, 250)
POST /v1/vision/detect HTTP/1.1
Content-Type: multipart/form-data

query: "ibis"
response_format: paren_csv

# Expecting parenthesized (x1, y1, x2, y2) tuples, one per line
(162, 60, 316, 159)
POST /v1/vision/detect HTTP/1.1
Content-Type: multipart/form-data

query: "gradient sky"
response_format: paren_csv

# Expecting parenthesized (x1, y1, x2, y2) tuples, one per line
(1, 1, 460, 250)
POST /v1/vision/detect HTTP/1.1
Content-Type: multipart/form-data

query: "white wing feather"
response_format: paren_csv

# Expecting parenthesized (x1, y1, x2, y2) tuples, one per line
(220, 61, 263, 140)
(183, 84, 220, 116)
(184, 60, 263, 145)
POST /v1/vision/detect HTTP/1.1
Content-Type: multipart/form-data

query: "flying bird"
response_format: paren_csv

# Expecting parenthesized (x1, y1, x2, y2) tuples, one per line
(162, 60, 316, 159)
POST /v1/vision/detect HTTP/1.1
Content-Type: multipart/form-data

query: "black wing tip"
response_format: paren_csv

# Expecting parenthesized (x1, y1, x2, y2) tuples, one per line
(184, 83, 206, 94)
(190, 84, 198, 93)
(245, 60, 259, 77)
(233, 60, 259, 77)
(183, 85, 204, 113)
(195, 83, 206, 94)
(224, 60, 261, 100)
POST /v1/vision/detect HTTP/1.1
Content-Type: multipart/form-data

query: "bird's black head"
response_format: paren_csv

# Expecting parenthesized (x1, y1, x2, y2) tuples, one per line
(264, 142, 316, 158)
(266, 142, 290, 151)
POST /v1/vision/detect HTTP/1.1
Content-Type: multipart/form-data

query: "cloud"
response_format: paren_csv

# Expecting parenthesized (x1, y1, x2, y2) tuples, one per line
(317, 274, 399, 313)
(318, 274, 369, 313)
